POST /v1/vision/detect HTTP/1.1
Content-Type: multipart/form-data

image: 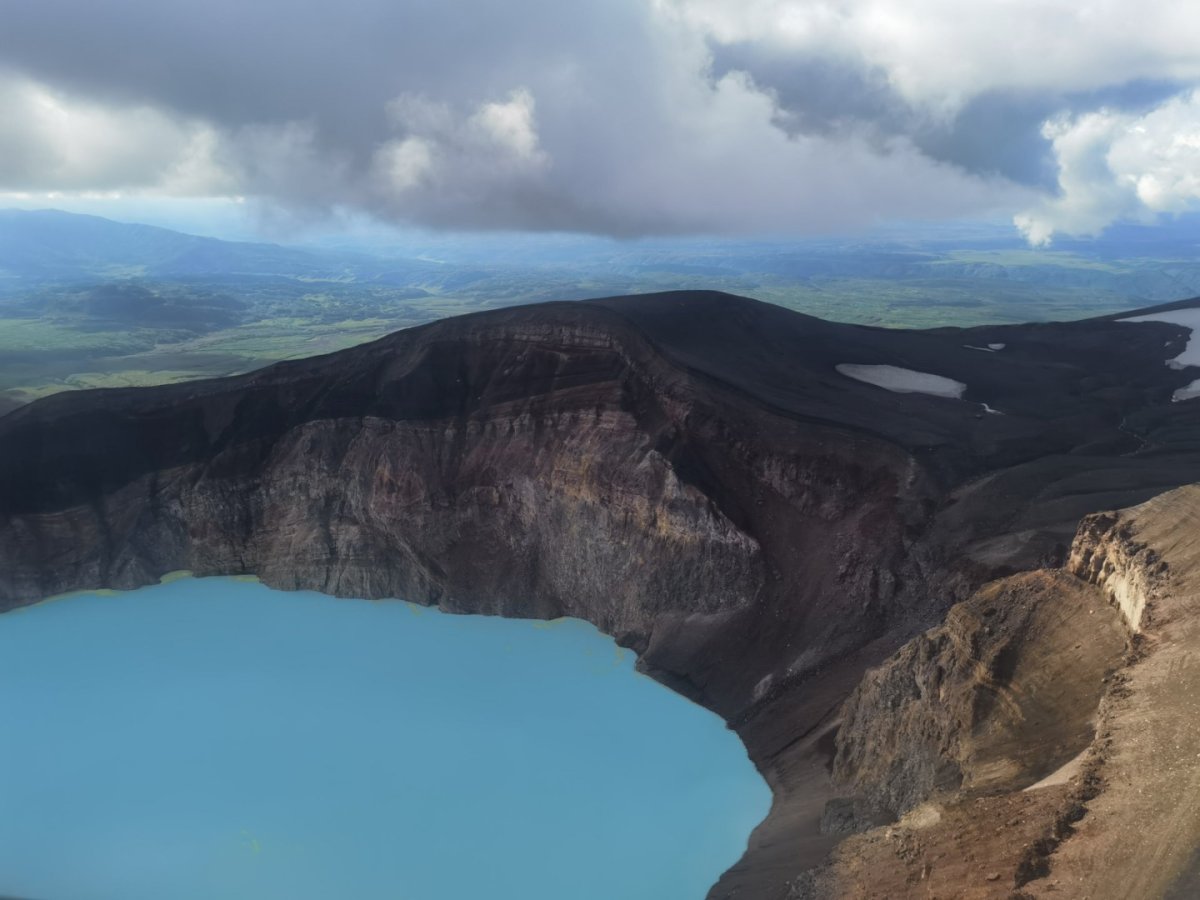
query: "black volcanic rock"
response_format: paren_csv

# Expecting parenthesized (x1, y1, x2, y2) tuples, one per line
(2, 290, 1200, 899)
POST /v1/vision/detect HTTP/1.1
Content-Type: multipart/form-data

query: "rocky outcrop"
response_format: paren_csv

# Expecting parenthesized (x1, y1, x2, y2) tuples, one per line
(3, 291, 1200, 899)
(831, 570, 1126, 822)
(1067, 507, 1171, 632)
(1027, 486, 1200, 899)
(798, 484, 1200, 899)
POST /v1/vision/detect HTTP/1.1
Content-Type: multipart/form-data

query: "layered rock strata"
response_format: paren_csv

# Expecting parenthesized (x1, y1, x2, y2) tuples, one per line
(801, 485, 1200, 898)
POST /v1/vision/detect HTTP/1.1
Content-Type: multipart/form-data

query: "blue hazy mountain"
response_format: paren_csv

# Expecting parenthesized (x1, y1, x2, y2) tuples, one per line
(0, 208, 445, 287)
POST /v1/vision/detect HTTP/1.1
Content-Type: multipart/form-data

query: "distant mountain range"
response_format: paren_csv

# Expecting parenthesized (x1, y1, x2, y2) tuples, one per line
(0, 208, 441, 287)
(8, 207, 1200, 312)
(6, 206, 1200, 409)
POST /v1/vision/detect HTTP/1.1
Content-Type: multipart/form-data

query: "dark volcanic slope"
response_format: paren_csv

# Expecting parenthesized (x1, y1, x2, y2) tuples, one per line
(2, 290, 1200, 899)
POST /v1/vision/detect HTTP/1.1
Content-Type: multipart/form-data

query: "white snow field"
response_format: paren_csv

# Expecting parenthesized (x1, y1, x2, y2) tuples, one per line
(964, 343, 1007, 352)
(1172, 378, 1200, 402)
(836, 364, 967, 399)
(1120, 309, 1200, 369)
(1120, 308, 1200, 400)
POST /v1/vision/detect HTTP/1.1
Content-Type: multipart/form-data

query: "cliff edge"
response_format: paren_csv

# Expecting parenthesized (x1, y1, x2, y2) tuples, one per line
(799, 484, 1200, 898)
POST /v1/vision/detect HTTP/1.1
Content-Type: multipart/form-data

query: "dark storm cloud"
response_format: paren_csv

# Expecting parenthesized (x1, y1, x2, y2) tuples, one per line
(2, 0, 1190, 238)
(0, 0, 636, 170)
(708, 43, 908, 139)
(0, 0, 1030, 234)
(914, 81, 1190, 190)
(711, 41, 1191, 194)
(0, 0, 691, 229)
(711, 43, 1058, 187)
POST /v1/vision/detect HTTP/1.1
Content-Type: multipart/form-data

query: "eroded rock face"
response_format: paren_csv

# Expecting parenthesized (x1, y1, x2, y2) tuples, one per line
(830, 570, 1127, 822)
(802, 485, 1200, 900)
(1067, 509, 1171, 632)
(0, 303, 931, 724)
(1033, 486, 1200, 900)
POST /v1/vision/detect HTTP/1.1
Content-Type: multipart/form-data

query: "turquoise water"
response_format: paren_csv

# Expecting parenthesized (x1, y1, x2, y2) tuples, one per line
(0, 577, 769, 900)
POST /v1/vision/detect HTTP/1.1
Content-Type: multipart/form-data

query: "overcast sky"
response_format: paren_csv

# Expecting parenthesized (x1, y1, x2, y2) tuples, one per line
(1, 0, 1199, 244)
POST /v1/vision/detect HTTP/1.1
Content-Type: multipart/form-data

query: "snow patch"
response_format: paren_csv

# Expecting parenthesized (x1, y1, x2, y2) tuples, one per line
(836, 364, 966, 399)
(1173, 378, 1200, 402)
(1024, 747, 1089, 792)
(1120, 308, 1200, 368)
(964, 342, 1006, 353)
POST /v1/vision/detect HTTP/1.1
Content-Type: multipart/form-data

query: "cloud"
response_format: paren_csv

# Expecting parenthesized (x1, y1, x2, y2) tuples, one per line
(473, 90, 543, 161)
(364, 89, 554, 226)
(696, 1, 1199, 193)
(1015, 89, 1200, 245)
(669, 0, 1200, 111)
(0, 0, 1196, 237)
(0, 75, 231, 195)
(706, 44, 1069, 189)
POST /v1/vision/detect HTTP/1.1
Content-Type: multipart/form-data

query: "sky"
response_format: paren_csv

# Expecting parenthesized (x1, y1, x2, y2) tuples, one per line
(1, 0, 1199, 246)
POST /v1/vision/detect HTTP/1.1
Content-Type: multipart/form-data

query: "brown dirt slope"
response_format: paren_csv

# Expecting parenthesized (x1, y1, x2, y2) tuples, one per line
(800, 484, 1200, 899)
(800, 786, 1075, 900)
(833, 570, 1127, 820)
(1024, 485, 1200, 899)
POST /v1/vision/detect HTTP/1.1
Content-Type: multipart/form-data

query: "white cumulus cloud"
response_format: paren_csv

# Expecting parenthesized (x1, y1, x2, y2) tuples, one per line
(473, 89, 543, 161)
(667, 0, 1200, 113)
(0, 75, 233, 196)
(370, 88, 550, 223)
(1016, 89, 1200, 245)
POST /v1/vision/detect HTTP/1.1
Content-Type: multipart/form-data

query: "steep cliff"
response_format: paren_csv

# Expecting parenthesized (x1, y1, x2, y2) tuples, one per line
(3, 291, 1200, 899)
(1036, 486, 1200, 899)
(831, 570, 1126, 820)
(0, 299, 938, 720)
(800, 484, 1200, 899)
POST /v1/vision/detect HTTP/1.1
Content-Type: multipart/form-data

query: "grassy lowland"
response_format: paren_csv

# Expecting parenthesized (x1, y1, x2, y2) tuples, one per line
(4, 209, 1200, 408)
